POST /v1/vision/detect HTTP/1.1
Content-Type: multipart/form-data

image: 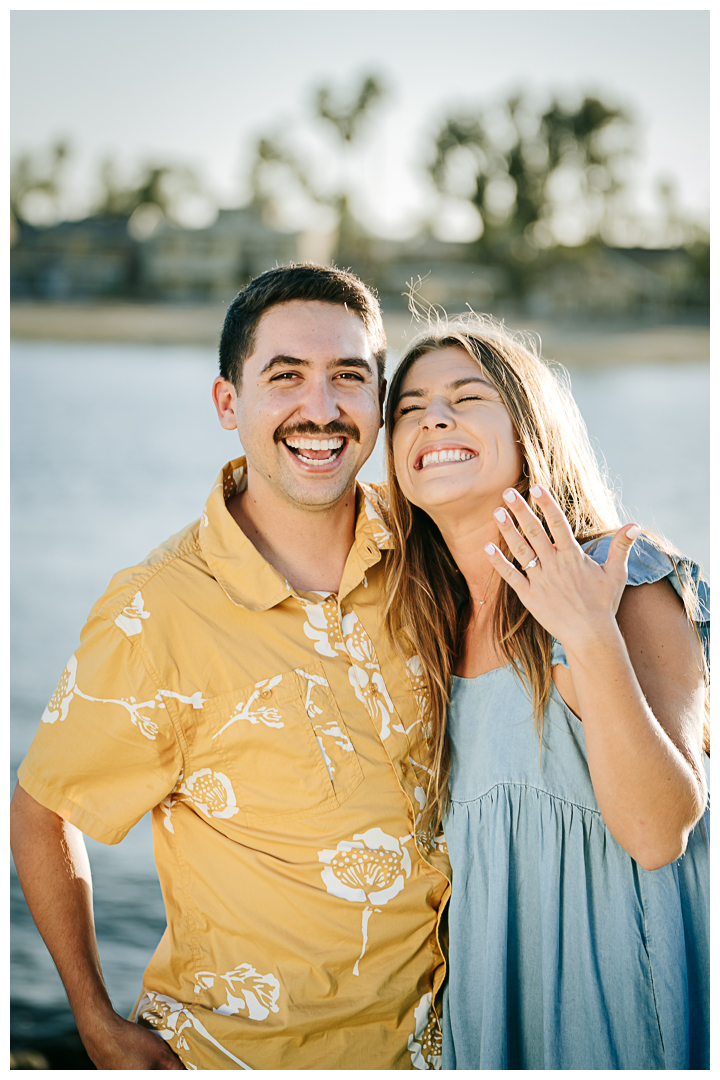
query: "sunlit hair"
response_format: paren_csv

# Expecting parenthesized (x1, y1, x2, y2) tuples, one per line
(383, 312, 709, 836)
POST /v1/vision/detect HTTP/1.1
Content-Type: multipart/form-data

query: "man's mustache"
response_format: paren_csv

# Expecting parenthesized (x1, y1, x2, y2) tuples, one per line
(274, 420, 361, 444)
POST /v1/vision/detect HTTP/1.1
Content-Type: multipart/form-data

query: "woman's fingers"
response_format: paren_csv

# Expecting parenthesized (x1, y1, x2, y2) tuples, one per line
(512, 484, 577, 551)
(605, 524, 642, 586)
(502, 487, 555, 556)
(492, 507, 538, 569)
(484, 542, 530, 597)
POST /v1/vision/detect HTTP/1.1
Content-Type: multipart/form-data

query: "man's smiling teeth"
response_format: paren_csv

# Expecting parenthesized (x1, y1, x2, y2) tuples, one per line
(285, 437, 344, 451)
(283, 434, 346, 465)
(420, 448, 475, 469)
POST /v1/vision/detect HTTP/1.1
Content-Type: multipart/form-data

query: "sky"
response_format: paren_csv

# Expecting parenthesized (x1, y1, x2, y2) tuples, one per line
(11, 8, 710, 240)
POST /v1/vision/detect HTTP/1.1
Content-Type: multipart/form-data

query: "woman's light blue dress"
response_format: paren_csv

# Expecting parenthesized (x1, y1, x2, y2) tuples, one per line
(442, 537, 709, 1070)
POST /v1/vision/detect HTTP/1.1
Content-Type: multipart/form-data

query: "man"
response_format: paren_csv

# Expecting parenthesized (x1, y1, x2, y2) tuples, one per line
(11, 265, 450, 1070)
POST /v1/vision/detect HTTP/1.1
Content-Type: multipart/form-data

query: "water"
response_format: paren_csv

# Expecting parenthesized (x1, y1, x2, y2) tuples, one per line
(10, 339, 710, 1041)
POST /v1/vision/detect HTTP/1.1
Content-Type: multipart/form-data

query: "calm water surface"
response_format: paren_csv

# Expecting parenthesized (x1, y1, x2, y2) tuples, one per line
(10, 340, 710, 1039)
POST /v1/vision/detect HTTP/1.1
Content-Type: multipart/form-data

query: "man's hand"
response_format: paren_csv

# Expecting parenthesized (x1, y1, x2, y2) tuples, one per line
(79, 1013, 185, 1070)
(10, 785, 185, 1070)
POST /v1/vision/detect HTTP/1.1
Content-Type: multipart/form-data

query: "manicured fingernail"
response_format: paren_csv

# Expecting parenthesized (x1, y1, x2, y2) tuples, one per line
(493, 508, 507, 523)
(626, 524, 641, 539)
(484, 543, 496, 555)
(529, 485, 543, 498)
(503, 489, 517, 502)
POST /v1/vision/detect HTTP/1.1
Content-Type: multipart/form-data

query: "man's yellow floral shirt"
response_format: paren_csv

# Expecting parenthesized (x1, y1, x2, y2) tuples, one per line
(19, 459, 451, 1070)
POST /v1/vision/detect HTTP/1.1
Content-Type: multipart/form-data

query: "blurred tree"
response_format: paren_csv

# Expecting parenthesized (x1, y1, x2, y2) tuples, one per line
(96, 161, 174, 218)
(250, 73, 386, 261)
(10, 141, 71, 226)
(95, 160, 216, 234)
(10, 143, 215, 238)
(429, 93, 634, 291)
(95, 161, 196, 217)
(316, 74, 384, 144)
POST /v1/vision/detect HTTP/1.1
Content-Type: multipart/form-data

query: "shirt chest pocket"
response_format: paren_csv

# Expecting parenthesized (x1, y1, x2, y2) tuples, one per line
(205, 663, 364, 823)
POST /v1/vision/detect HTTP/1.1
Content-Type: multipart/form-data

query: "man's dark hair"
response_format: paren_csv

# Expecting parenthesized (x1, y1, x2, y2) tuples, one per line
(219, 263, 387, 387)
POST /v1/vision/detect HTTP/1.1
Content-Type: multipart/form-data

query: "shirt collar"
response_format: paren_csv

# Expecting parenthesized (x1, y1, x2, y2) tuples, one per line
(199, 457, 393, 612)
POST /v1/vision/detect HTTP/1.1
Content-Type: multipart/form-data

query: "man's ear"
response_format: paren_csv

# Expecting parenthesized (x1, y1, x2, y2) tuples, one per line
(212, 377, 239, 431)
(378, 378, 387, 430)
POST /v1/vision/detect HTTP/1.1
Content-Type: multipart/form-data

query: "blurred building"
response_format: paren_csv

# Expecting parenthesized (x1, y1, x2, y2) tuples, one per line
(10, 208, 707, 315)
(523, 247, 682, 317)
(10, 206, 299, 303)
(10, 217, 138, 300)
(138, 207, 299, 302)
(358, 234, 509, 311)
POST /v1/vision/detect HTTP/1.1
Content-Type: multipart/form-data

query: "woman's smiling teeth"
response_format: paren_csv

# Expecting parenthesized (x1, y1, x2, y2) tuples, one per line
(284, 435, 345, 465)
(417, 448, 477, 470)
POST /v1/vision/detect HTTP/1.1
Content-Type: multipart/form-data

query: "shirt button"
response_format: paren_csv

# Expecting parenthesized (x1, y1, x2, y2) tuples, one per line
(259, 689, 273, 699)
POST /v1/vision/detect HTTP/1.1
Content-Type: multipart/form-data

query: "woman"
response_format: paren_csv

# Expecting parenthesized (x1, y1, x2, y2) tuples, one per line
(383, 315, 709, 1070)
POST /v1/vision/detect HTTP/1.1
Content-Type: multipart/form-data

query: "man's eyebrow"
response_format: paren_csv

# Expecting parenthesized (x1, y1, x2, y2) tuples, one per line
(259, 355, 311, 376)
(396, 376, 494, 402)
(333, 357, 373, 374)
(259, 355, 373, 376)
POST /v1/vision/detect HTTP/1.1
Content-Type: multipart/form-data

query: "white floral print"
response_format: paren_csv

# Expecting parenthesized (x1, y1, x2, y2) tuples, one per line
(42, 639, 208, 740)
(156, 688, 205, 710)
(203, 483, 224, 527)
(194, 963, 280, 1022)
(341, 611, 377, 668)
(294, 669, 328, 718)
(414, 829, 448, 857)
(42, 654, 78, 724)
(24, 458, 452, 1071)
(159, 789, 177, 834)
(433, 832, 448, 856)
(295, 668, 355, 780)
(319, 828, 412, 976)
(158, 770, 186, 834)
(313, 718, 353, 755)
(302, 601, 345, 658)
(136, 991, 251, 1069)
(213, 676, 284, 739)
(114, 591, 151, 637)
(361, 490, 393, 548)
(342, 611, 395, 741)
(301, 601, 397, 743)
(71, 688, 158, 738)
(42, 670, 205, 741)
(407, 992, 442, 1070)
(179, 769, 239, 820)
(403, 655, 432, 740)
(348, 665, 394, 742)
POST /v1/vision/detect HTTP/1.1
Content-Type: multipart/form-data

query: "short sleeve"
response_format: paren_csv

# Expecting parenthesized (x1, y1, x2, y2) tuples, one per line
(551, 535, 710, 670)
(18, 614, 184, 844)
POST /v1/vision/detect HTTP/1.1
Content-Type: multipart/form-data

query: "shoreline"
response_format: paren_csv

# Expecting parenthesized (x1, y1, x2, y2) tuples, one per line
(10, 302, 709, 367)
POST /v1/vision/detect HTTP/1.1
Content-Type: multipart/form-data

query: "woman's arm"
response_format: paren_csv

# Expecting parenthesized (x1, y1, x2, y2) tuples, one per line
(552, 577, 706, 869)
(486, 485, 707, 871)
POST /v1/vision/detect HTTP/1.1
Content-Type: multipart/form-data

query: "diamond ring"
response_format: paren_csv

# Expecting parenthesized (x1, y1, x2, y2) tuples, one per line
(522, 556, 539, 571)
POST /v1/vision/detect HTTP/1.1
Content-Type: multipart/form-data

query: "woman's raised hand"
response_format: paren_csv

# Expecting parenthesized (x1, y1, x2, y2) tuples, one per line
(484, 484, 642, 648)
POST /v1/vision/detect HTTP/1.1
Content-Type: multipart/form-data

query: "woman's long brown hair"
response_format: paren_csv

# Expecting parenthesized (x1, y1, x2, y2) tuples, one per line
(382, 314, 709, 837)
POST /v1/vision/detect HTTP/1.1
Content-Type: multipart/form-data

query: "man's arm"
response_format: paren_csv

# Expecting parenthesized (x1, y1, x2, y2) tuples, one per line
(10, 783, 184, 1070)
